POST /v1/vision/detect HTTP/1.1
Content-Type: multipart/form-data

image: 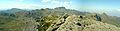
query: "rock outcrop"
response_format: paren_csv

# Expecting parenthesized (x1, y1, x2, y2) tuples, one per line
(1, 7, 120, 31)
(46, 14, 120, 31)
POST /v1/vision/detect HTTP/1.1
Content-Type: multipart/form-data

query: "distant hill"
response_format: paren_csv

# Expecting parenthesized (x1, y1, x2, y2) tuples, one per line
(0, 7, 120, 31)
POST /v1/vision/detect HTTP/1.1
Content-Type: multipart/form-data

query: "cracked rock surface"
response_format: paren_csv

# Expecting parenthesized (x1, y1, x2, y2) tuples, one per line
(46, 15, 120, 31)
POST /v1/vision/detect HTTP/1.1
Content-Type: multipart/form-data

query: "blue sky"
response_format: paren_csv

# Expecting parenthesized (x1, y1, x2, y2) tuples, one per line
(82, 0, 120, 9)
(0, 0, 120, 11)
(0, 0, 80, 10)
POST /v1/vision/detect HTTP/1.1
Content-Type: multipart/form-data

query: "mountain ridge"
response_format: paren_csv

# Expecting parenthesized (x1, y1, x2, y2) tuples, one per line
(0, 7, 120, 31)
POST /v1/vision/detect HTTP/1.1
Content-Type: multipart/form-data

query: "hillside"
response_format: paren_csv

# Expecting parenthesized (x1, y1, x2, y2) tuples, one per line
(0, 7, 120, 31)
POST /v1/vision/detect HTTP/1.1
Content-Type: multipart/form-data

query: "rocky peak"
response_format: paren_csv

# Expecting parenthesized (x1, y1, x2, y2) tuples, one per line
(54, 7, 66, 10)
(1, 7, 120, 31)
(46, 14, 120, 31)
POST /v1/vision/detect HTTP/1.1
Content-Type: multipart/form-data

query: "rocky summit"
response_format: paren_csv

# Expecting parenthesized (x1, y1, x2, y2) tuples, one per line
(46, 14, 120, 31)
(0, 7, 120, 31)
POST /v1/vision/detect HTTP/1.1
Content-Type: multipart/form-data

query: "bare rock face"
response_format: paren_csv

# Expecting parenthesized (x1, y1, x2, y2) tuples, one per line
(83, 22, 120, 31)
(1, 7, 120, 31)
(46, 14, 120, 31)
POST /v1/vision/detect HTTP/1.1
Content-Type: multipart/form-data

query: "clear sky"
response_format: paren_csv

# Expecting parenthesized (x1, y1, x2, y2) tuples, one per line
(0, 0, 120, 10)
(82, 0, 120, 9)
(0, 0, 80, 10)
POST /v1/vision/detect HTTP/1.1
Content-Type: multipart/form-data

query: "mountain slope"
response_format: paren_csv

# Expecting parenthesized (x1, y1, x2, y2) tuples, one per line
(0, 7, 120, 31)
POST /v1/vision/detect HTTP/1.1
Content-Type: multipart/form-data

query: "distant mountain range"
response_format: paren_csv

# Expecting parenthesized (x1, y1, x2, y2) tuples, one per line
(81, 9, 120, 17)
(0, 7, 120, 31)
(1, 7, 120, 17)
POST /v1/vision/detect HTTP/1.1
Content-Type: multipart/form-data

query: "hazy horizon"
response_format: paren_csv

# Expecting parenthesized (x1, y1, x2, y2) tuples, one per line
(0, 0, 120, 17)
